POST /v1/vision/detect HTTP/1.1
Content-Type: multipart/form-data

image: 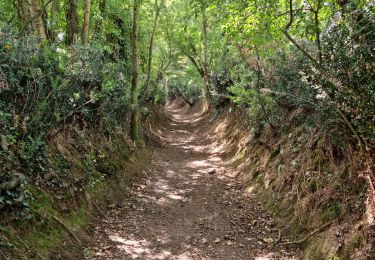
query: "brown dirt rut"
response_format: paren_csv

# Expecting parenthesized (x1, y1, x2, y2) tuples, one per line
(84, 102, 301, 259)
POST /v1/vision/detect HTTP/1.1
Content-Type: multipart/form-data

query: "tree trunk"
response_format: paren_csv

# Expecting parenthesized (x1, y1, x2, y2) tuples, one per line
(176, 87, 193, 106)
(49, 0, 60, 42)
(237, 45, 272, 127)
(130, 0, 141, 143)
(140, 0, 160, 101)
(151, 71, 163, 104)
(40, 0, 53, 42)
(94, 0, 106, 38)
(29, 0, 47, 40)
(82, 0, 91, 45)
(14, 0, 28, 29)
(66, 0, 78, 45)
(201, 5, 212, 103)
(254, 46, 273, 128)
(314, 1, 323, 65)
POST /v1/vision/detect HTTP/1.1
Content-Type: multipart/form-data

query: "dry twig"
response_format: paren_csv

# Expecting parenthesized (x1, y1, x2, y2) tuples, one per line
(279, 221, 334, 246)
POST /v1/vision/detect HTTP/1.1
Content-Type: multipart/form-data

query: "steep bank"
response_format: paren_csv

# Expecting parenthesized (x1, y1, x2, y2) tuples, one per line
(82, 99, 372, 259)
(178, 102, 373, 259)
(0, 122, 149, 259)
(1, 99, 372, 259)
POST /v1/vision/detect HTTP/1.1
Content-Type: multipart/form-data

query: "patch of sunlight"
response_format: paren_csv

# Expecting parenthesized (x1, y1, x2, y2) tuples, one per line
(213, 119, 229, 134)
(212, 140, 232, 153)
(191, 173, 202, 179)
(109, 234, 176, 259)
(254, 253, 275, 260)
(172, 130, 189, 134)
(176, 251, 208, 260)
(153, 250, 173, 259)
(224, 170, 240, 178)
(180, 144, 207, 152)
(167, 194, 184, 200)
(254, 253, 299, 260)
(207, 156, 221, 162)
(154, 179, 172, 192)
(189, 160, 211, 167)
(246, 185, 256, 193)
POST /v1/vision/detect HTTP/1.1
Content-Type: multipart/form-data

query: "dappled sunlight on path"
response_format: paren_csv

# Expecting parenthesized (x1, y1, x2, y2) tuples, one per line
(84, 100, 301, 259)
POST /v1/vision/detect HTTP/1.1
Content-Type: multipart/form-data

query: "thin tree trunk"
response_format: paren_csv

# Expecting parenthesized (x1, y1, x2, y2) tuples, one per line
(237, 45, 272, 127)
(176, 87, 193, 107)
(40, 0, 53, 42)
(201, 5, 212, 102)
(14, 0, 28, 29)
(66, 0, 78, 45)
(49, 0, 60, 42)
(94, 0, 106, 38)
(130, 0, 139, 105)
(29, 0, 47, 40)
(283, 0, 365, 147)
(314, 1, 323, 65)
(82, 0, 91, 45)
(151, 53, 172, 105)
(130, 0, 141, 143)
(151, 72, 163, 104)
(254, 46, 273, 127)
(141, 0, 160, 100)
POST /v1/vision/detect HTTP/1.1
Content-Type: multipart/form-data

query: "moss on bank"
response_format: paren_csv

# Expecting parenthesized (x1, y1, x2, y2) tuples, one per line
(0, 126, 149, 259)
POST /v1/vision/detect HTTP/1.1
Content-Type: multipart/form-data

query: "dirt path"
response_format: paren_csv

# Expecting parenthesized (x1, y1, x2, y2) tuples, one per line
(84, 103, 301, 259)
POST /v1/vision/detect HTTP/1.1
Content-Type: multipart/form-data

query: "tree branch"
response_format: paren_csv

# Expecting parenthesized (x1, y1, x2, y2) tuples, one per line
(282, 0, 366, 148)
(183, 51, 204, 77)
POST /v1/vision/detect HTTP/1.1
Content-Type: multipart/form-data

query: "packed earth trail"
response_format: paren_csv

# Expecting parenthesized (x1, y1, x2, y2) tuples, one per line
(84, 101, 301, 260)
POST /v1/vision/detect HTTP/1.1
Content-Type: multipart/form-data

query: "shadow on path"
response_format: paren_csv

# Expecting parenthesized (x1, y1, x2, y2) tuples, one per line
(84, 101, 301, 260)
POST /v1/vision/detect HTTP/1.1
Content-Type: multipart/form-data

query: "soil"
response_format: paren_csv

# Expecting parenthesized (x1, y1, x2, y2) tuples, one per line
(84, 102, 302, 260)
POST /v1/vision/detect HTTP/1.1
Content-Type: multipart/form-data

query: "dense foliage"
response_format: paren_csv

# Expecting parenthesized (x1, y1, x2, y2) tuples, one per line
(0, 0, 374, 222)
(0, 0, 142, 214)
(157, 0, 374, 150)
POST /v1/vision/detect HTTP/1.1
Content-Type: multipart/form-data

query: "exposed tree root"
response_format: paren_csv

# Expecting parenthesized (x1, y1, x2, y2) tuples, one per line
(51, 215, 82, 245)
(279, 221, 334, 246)
(274, 230, 282, 245)
(33, 210, 82, 245)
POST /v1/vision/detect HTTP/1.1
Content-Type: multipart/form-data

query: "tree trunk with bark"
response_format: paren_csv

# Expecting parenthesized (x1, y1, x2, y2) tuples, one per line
(14, 0, 28, 29)
(66, 0, 78, 45)
(140, 0, 160, 101)
(201, 5, 212, 103)
(29, 0, 47, 40)
(130, 0, 142, 144)
(82, 0, 91, 45)
(49, 0, 61, 42)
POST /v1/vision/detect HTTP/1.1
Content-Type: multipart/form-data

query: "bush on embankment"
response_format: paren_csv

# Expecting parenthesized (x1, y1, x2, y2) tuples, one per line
(0, 29, 148, 258)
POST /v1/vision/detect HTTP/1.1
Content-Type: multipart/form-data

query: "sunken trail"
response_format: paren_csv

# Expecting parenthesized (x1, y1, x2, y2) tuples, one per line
(84, 100, 301, 259)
